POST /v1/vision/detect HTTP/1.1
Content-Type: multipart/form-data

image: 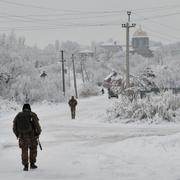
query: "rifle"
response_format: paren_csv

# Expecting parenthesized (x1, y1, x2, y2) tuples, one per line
(30, 115, 42, 151)
(37, 138, 42, 150)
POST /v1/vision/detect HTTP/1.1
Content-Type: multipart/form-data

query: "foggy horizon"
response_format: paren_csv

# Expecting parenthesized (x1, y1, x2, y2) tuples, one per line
(0, 0, 180, 48)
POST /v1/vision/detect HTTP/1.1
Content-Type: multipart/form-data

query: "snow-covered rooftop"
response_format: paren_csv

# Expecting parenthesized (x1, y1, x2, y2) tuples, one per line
(101, 42, 122, 47)
(79, 50, 94, 54)
(104, 71, 117, 81)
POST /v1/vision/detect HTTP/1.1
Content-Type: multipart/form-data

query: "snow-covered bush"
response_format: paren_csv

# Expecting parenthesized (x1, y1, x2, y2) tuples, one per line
(107, 91, 180, 123)
(107, 67, 158, 103)
(0, 33, 74, 103)
(79, 83, 100, 97)
(0, 96, 20, 117)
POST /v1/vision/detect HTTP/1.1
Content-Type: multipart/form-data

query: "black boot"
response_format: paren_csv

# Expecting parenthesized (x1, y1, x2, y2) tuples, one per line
(30, 163, 38, 169)
(23, 164, 28, 171)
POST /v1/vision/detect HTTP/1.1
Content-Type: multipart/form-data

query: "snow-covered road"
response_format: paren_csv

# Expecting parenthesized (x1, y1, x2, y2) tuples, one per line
(1, 95, 180, 180)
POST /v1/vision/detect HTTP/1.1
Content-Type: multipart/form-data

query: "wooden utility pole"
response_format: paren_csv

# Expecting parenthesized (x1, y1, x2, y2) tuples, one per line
(122, 11, 136, 88)
(80, 60, 85, 83)
(72, 54, 78, 98)
(68, 65, 71, 88)
(61, 50, 65, 96)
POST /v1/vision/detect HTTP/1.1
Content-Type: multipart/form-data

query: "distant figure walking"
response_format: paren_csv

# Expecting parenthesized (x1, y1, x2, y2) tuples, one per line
(13, 104, 42, 171)
(101, 88, 104, 94)
(68, 96, 77, 119)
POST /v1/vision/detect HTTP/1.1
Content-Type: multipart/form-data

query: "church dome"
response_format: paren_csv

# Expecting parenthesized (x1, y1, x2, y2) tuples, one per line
(133, 27, 148, 37)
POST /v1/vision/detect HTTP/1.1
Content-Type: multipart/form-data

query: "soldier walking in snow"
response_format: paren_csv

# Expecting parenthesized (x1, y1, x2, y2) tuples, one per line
(68, 96, 77, 119)
(13, 104, 42, 171)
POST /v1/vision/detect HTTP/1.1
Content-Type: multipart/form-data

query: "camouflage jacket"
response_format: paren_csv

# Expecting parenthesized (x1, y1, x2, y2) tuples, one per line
(68, 98, 77, 108)
(13, 111, 42, 138)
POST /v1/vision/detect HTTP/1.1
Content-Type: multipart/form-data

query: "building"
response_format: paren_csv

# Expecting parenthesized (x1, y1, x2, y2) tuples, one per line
(101, 41, 123, 53)
(131, 27, 153, 57)
(78, 50, 94, 59)
(103, 71, 124, 89)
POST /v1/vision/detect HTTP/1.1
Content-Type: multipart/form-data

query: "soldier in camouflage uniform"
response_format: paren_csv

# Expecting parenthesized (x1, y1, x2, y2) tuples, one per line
(68, 96, 77, 119)
(13, 104, 42, 171)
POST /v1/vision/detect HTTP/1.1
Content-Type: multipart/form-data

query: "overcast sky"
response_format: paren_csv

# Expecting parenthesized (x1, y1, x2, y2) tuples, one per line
(0, 0, 180, 48)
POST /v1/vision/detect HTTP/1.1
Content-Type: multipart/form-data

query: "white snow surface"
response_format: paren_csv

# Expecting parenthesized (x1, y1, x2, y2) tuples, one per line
(1, 95, 180, 180)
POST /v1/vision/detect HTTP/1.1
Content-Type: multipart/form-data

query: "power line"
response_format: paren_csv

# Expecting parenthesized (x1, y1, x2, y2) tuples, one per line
(136, 15, 180, 33)
(2, 0, 180, 19)
(132, 4, 180, 12)
(142, 26, 178, 42)
(0, 10, 126, 28)
(0, 0, 84, 13)
(0, 10, 126, 30)
(0, 22, 122, 31)
(2, 1, 180, 25)
(8, 11, 124, 17)
(132, 12, 180, 40)
(0, 1, 179, 44)
(0, 12, 124, 24)
(134, 12, 180, 21)
(1, 4, 180, 26)
(2, 0, 180, 15)
(0, 11, 123, 18)
(0, 0, 124, 15)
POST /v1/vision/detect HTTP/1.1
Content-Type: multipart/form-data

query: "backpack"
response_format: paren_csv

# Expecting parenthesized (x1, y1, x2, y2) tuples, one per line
(16, 112, 33, 133)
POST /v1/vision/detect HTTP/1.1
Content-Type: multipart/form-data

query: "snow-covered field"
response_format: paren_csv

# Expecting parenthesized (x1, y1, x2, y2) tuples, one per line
(1, 94, 180, 180)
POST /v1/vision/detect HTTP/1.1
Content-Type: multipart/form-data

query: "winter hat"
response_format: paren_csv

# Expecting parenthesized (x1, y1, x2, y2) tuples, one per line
(22, 104, 31, 111)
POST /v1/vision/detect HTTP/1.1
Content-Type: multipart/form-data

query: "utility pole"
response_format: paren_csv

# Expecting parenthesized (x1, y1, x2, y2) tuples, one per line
(61, 50, 65, 96)
(68, 66, 71, 88)
(122, 11, 136, 88)
(72, 54, 78, 98)
(80, 60, 85, 83)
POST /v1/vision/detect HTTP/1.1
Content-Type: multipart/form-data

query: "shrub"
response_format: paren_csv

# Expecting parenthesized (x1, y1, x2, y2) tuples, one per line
(107, 91, 180, 123)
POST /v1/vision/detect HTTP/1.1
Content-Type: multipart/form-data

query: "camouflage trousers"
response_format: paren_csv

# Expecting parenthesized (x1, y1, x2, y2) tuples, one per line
(19, 137, 38, 165)
(70, 108, 76, 119)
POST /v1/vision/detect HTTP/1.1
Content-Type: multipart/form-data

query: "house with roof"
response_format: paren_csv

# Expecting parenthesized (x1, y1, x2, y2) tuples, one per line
(78, 50, 94, 59)
(101, 41, 123, 53)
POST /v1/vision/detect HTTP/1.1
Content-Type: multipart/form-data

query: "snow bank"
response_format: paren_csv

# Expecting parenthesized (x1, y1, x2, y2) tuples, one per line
(96, 132, 180, 180)
(107, 91, 180, 124)
(0, 97, 19, 152)
(105, 132, 180, 153)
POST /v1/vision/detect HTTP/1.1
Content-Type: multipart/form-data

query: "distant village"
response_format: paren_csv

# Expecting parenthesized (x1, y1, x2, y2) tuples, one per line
(78, 27, 158, 60)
